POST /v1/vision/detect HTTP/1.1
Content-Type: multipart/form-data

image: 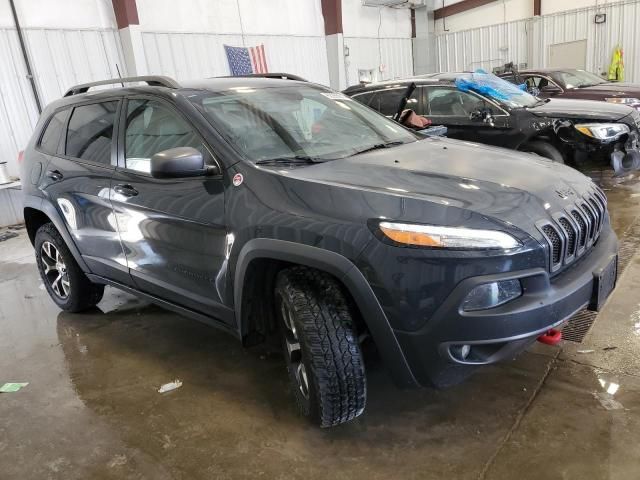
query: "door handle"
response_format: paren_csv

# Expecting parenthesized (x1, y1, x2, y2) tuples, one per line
(114, 184, 139, 197)
(46, 169, 63, 181)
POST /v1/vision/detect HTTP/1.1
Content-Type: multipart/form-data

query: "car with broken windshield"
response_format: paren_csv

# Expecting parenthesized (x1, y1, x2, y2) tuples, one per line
(21, 74, 618, 427)
(344, 71, 640, 176)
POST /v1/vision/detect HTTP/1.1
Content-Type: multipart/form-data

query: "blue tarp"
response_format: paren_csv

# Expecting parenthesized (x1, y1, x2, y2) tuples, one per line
(455, 70, 528, 102)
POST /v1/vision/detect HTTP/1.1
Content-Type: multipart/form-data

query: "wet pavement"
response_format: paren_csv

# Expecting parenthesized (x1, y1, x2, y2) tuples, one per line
(2, 172, 640, 479)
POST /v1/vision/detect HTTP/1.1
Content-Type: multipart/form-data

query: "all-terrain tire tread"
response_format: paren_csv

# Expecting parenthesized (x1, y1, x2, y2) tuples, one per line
(277, 267, 366, 427)
(35, 222, 104, 312)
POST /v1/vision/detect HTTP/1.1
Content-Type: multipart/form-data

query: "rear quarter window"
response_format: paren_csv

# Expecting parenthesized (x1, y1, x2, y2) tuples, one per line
(39, 109, 69, 155)
(65, 101, 118, 165)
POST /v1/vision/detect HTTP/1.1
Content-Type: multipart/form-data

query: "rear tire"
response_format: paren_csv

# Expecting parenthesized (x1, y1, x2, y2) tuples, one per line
(35, 223, 104, 312)
(520, 140, 565, 164)
(275, 267, 366, 427)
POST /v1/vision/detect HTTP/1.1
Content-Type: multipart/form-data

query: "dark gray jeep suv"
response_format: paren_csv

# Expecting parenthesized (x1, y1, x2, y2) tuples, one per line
(21, 75, 618, 427)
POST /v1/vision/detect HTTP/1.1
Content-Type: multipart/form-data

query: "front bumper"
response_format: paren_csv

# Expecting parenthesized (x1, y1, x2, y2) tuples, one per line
(393, 226, 618, 388)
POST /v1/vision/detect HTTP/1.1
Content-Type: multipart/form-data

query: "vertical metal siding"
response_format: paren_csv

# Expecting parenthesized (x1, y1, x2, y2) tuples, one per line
(435, 19, 530, 72)
(0, 27, 125, 179)
(435, 0, 640, 82)
(140, 32, 331, 86)
(0, 28, 39, 179)
(343, 36, 413, 87)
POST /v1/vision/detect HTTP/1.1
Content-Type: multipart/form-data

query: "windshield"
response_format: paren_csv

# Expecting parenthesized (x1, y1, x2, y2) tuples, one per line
(553, 69, 607, 88)
(188, 84, 417, 163)
(454, 72, 541, 108)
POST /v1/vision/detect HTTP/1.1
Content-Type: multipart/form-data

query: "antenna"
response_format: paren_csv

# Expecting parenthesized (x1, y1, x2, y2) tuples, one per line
(115, 64, 124, 87)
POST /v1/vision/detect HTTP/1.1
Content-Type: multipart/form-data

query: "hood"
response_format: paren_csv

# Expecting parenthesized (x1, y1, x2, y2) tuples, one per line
(528, 98, 632, 121)
(274, 137, 597, 235)
(576, 82, 640, 96)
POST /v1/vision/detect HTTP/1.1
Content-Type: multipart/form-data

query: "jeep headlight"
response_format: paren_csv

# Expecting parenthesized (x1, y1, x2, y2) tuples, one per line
(378, 222, 521, 249)
(605, 97, 640, 106)
(575, 123, 630, 141)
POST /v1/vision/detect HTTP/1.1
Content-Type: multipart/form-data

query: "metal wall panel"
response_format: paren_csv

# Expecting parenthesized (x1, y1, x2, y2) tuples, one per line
(26, 28, 126, 104)
(0, 28, 39, 179)
(435, 19, 530, 73)
(435, 0, 640, 82)
(141, 32, 331, 86)
(0, 27, 125, 180)
(532, 1, 640, 82)
(343, 36, 413, 87)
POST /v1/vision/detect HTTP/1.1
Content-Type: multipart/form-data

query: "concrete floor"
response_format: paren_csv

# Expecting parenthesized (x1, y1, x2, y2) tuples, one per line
(2, 170, 640, 479)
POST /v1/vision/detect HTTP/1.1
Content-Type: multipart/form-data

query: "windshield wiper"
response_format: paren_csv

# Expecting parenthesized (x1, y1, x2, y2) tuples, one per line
(255, 155, 323, 165)
(350, 141, 406, 156)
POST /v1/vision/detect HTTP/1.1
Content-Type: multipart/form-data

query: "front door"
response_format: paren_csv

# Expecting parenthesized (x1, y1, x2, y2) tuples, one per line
(422, 86, 510, 145)
(40, 99, 131, 285)
(109, 97, 232, 324)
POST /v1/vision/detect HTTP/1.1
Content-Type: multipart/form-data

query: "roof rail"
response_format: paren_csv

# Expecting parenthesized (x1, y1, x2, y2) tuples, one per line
(216, 72, 308, 82)
(64, 75, 180, 97)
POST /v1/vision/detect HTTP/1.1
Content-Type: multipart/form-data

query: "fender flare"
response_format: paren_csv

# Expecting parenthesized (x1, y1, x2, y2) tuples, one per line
(233, 238, 419, 388)
(23, 194, 90, 273)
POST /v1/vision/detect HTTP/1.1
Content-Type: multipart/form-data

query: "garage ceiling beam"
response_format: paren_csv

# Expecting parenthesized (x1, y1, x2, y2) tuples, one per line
(533, 0, 541, 16)
(433, 0, 498, 20)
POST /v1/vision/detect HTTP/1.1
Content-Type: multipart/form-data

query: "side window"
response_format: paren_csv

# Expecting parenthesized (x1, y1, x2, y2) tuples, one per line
(425, 87, 493, 117)
(352, 92, 375, 106)
(65, 101, 118, 165)
(525, 76, 549, 89)
(125, 99, 207, 174)
(39, 109, 69, 155)
(358, 89, 420, 117)
(375, 89, 418, 117)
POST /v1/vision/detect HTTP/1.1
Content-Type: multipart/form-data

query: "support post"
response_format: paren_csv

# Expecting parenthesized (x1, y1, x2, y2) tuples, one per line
(111, 0, 146, 77)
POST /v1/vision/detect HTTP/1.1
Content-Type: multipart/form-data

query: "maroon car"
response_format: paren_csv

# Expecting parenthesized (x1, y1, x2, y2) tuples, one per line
(500, 68, 640, 111)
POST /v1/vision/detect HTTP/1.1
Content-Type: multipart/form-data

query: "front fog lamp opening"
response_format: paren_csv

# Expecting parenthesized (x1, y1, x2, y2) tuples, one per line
(462, 279, 522, 312)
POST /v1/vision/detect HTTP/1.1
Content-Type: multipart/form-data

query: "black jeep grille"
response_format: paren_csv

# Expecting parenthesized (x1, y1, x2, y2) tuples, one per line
(558, 217, 576, 256)
(538, 189, 607, 273)
(571, 210, 588, 248)
(542, 225, 562, 264)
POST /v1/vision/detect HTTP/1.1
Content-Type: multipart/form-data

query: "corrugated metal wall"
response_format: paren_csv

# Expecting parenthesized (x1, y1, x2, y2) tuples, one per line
(435, 0, 640, 82)
(0, 28, 39, 180)
(343, 36, 413, 86)
(141, 32, 331, 86)
(435, 19, 530, 72)
(0, 27, 125, 179)
(532, 0, 640, 81)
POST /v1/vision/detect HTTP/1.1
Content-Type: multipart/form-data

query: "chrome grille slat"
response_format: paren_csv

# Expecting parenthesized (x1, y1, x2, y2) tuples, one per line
(538, 189, 608, 273)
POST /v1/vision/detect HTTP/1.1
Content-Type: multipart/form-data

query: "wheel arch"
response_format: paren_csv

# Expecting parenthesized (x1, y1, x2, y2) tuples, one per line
(233, 238, 419, 388)
(23, 195, 90, 272)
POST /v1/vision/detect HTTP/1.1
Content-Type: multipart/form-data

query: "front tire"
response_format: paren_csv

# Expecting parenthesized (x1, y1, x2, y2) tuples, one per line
(275, 267, 366, 427)
(520, 140, 565, 164)
(35, 223, 104, 312)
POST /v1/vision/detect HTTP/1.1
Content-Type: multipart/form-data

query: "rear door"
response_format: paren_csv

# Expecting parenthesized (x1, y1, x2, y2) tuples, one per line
(39, 99, 130, 285)
(422, 85, 510, 144)
(109, 96, 232, 323)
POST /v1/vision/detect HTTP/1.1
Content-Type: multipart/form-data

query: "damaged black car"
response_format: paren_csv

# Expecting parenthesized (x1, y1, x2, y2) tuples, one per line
(344, 71, 640, 176)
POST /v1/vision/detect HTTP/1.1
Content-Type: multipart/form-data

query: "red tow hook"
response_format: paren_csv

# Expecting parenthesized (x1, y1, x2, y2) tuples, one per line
(537, 328, 562, 346)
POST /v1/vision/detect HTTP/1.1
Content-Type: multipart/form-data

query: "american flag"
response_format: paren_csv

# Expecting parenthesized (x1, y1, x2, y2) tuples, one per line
(224, 44, 269, 76)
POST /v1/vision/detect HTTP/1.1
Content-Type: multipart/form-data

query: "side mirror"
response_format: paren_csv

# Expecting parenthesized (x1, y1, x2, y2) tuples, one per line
(469, 108, 495, 126)
(150, 147, 219, 179)
(540, 85, 562, 95)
